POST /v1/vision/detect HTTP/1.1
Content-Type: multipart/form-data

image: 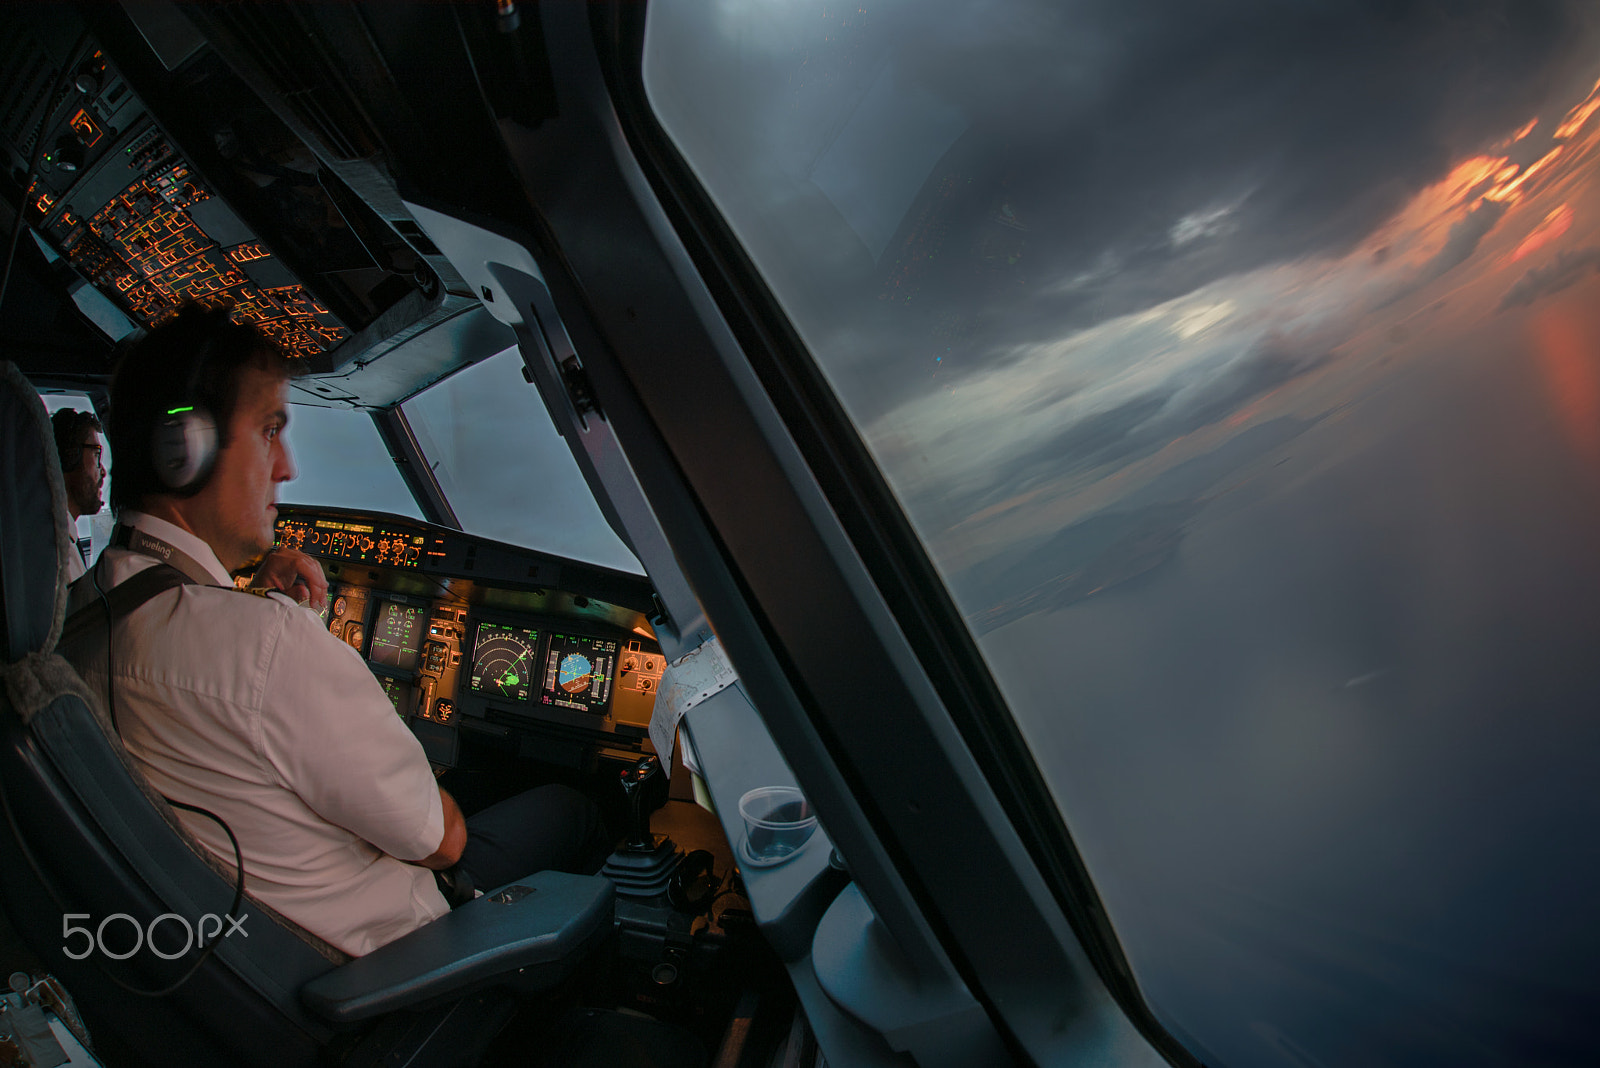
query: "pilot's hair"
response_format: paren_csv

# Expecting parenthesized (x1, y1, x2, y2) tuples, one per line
(50, 408, 103, 474)
(108, 304, 297, 513)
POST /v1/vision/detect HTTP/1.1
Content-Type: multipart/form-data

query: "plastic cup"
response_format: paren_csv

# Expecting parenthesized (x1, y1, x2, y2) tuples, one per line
(738, 786, 817, 866)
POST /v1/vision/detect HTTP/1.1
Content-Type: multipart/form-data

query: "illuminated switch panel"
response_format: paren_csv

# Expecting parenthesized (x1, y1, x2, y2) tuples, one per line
(39, 128, 348, 358)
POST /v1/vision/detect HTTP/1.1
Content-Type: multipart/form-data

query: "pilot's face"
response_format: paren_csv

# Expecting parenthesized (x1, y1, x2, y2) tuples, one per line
(65, 429, 105, 519)
(193, 367, 295, 571)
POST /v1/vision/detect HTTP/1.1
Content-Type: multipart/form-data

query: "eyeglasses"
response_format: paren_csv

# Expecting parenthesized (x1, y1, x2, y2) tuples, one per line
(81, 443, 103, 464)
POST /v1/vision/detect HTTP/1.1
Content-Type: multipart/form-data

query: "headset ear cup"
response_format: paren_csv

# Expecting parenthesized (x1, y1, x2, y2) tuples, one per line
(152, 409, 218, 493)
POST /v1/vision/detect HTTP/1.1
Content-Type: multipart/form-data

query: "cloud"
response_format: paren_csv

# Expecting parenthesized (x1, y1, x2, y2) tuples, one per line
(649, 0, 1600, 550)
(1376, 198, 1509, 307)
(1418, 199, 1510, 282)
(1155, 333, 1330, 432)
(1499, 247, 1600, 308)
(656, 0, 1596, 416)
(879, 279, 1340, 522)
(1171, 201, 1246, 249)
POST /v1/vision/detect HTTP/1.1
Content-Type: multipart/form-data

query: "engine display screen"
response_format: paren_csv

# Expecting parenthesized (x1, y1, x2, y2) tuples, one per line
(469, 622, 541, 703)
(369, 601, 427, 671)
(540, 633, 617, 715)
(376, 675, 412, 719)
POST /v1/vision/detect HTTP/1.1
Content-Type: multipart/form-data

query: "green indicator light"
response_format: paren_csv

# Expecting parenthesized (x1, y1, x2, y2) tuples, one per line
(166, 405, 194, 414)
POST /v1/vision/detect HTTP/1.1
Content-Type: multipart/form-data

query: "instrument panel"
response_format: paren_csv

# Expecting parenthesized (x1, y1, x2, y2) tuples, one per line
(321, 589, 661, 768)
(274, 507, 663, 771)
(370, 601, 428, 672)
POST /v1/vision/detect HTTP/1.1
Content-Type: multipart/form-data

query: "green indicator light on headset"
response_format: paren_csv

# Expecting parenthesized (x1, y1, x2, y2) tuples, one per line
(167, 405, 194, 414)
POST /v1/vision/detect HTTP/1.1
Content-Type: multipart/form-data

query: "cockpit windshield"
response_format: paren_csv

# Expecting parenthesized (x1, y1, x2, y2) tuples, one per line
(400, 347, 641, 573)
(282, 402, 422, 520)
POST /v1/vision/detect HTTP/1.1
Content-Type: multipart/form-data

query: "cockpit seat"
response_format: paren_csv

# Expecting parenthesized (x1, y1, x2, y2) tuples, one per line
(0, 362, 613, 1067)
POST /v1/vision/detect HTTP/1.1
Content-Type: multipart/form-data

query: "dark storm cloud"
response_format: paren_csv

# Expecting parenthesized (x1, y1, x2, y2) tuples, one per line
(1499, 246, 1600, 308)
(659, 0, 1598, 403)
(856, 0, 1589, 365)
(652, 0, 1600, 516)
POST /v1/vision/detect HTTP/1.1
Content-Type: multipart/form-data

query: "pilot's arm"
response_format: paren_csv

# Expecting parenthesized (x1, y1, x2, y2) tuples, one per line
(410, 787, 467, 870)
(258, 598, 459, 868)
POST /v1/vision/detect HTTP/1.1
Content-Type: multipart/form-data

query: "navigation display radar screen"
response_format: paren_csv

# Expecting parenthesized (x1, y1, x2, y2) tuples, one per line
(376, 676, 412, 719)
(541, 633, 618, 714)
(370, 601, 427, 671)
(470, 623, 541, 702)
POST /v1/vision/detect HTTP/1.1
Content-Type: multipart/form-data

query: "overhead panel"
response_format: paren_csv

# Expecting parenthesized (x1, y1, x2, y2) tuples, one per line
(35, 118, 349, 358)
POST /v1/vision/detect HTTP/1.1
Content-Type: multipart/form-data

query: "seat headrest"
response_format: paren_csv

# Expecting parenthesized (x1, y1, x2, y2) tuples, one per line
(0, 361, 73, 662)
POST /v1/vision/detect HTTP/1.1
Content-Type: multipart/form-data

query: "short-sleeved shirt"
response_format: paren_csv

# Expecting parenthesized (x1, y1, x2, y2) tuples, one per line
(65, 511, 448, 956)
(62, 509, 85, 583)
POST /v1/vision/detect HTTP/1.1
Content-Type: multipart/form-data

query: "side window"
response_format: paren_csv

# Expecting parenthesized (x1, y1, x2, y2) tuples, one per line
(38, 390, 113, 559)
(643, 4, 1600, 1067)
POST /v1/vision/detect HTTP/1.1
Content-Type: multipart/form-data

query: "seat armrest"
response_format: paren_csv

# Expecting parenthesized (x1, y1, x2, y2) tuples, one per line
(300, 870, 612, 1023)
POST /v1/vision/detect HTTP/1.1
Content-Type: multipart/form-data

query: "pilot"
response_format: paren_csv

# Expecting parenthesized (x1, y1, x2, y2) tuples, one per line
(64, 305, 606, 957)
(50, 408, 106, 581)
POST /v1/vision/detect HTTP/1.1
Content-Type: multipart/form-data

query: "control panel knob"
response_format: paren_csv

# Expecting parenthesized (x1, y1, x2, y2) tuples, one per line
(51, 137, 84, 173)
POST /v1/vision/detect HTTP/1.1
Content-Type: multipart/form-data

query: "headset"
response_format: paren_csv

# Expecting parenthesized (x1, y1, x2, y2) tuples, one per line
(150, 329, 220, 494)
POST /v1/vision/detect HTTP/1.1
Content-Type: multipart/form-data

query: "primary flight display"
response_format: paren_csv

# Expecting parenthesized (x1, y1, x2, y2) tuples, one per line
(541, 633, 617, 715)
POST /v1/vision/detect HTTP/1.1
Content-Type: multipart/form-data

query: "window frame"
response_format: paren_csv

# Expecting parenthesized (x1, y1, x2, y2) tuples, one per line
(372, 406, 461, 530)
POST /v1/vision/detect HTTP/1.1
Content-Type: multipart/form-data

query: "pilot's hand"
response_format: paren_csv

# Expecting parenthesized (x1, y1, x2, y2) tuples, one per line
(250, 548, 329, 607)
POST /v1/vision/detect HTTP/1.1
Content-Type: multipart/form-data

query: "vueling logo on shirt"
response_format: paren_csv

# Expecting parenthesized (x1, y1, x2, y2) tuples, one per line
(132, 533, 171, 560)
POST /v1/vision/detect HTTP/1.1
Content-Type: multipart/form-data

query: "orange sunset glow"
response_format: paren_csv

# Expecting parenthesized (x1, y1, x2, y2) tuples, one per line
(1531, 307, 1600, 469)
(1554, 77, 1600, 140)
(1511, 204, 1574, 261)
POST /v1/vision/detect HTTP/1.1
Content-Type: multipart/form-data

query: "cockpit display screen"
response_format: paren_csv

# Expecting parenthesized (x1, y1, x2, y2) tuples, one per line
(376, 676, 412, 719)
(369, 601, 427, 671)
(540, 633, 617, 715)
(275, 517, 424, 569)
(469, 622, 541, 703)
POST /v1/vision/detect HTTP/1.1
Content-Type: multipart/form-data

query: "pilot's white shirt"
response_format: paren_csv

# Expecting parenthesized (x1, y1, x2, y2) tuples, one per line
(66, 511, 448, 957)
(62, 510, 85, 583)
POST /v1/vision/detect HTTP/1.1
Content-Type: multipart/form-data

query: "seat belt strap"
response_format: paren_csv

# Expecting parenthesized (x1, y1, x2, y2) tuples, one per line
(59, 564, 194, 650)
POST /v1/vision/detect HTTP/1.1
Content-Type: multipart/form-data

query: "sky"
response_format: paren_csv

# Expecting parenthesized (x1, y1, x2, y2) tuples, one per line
(648, 3, 1600, 1066)
(648, 0, 1600, 567)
